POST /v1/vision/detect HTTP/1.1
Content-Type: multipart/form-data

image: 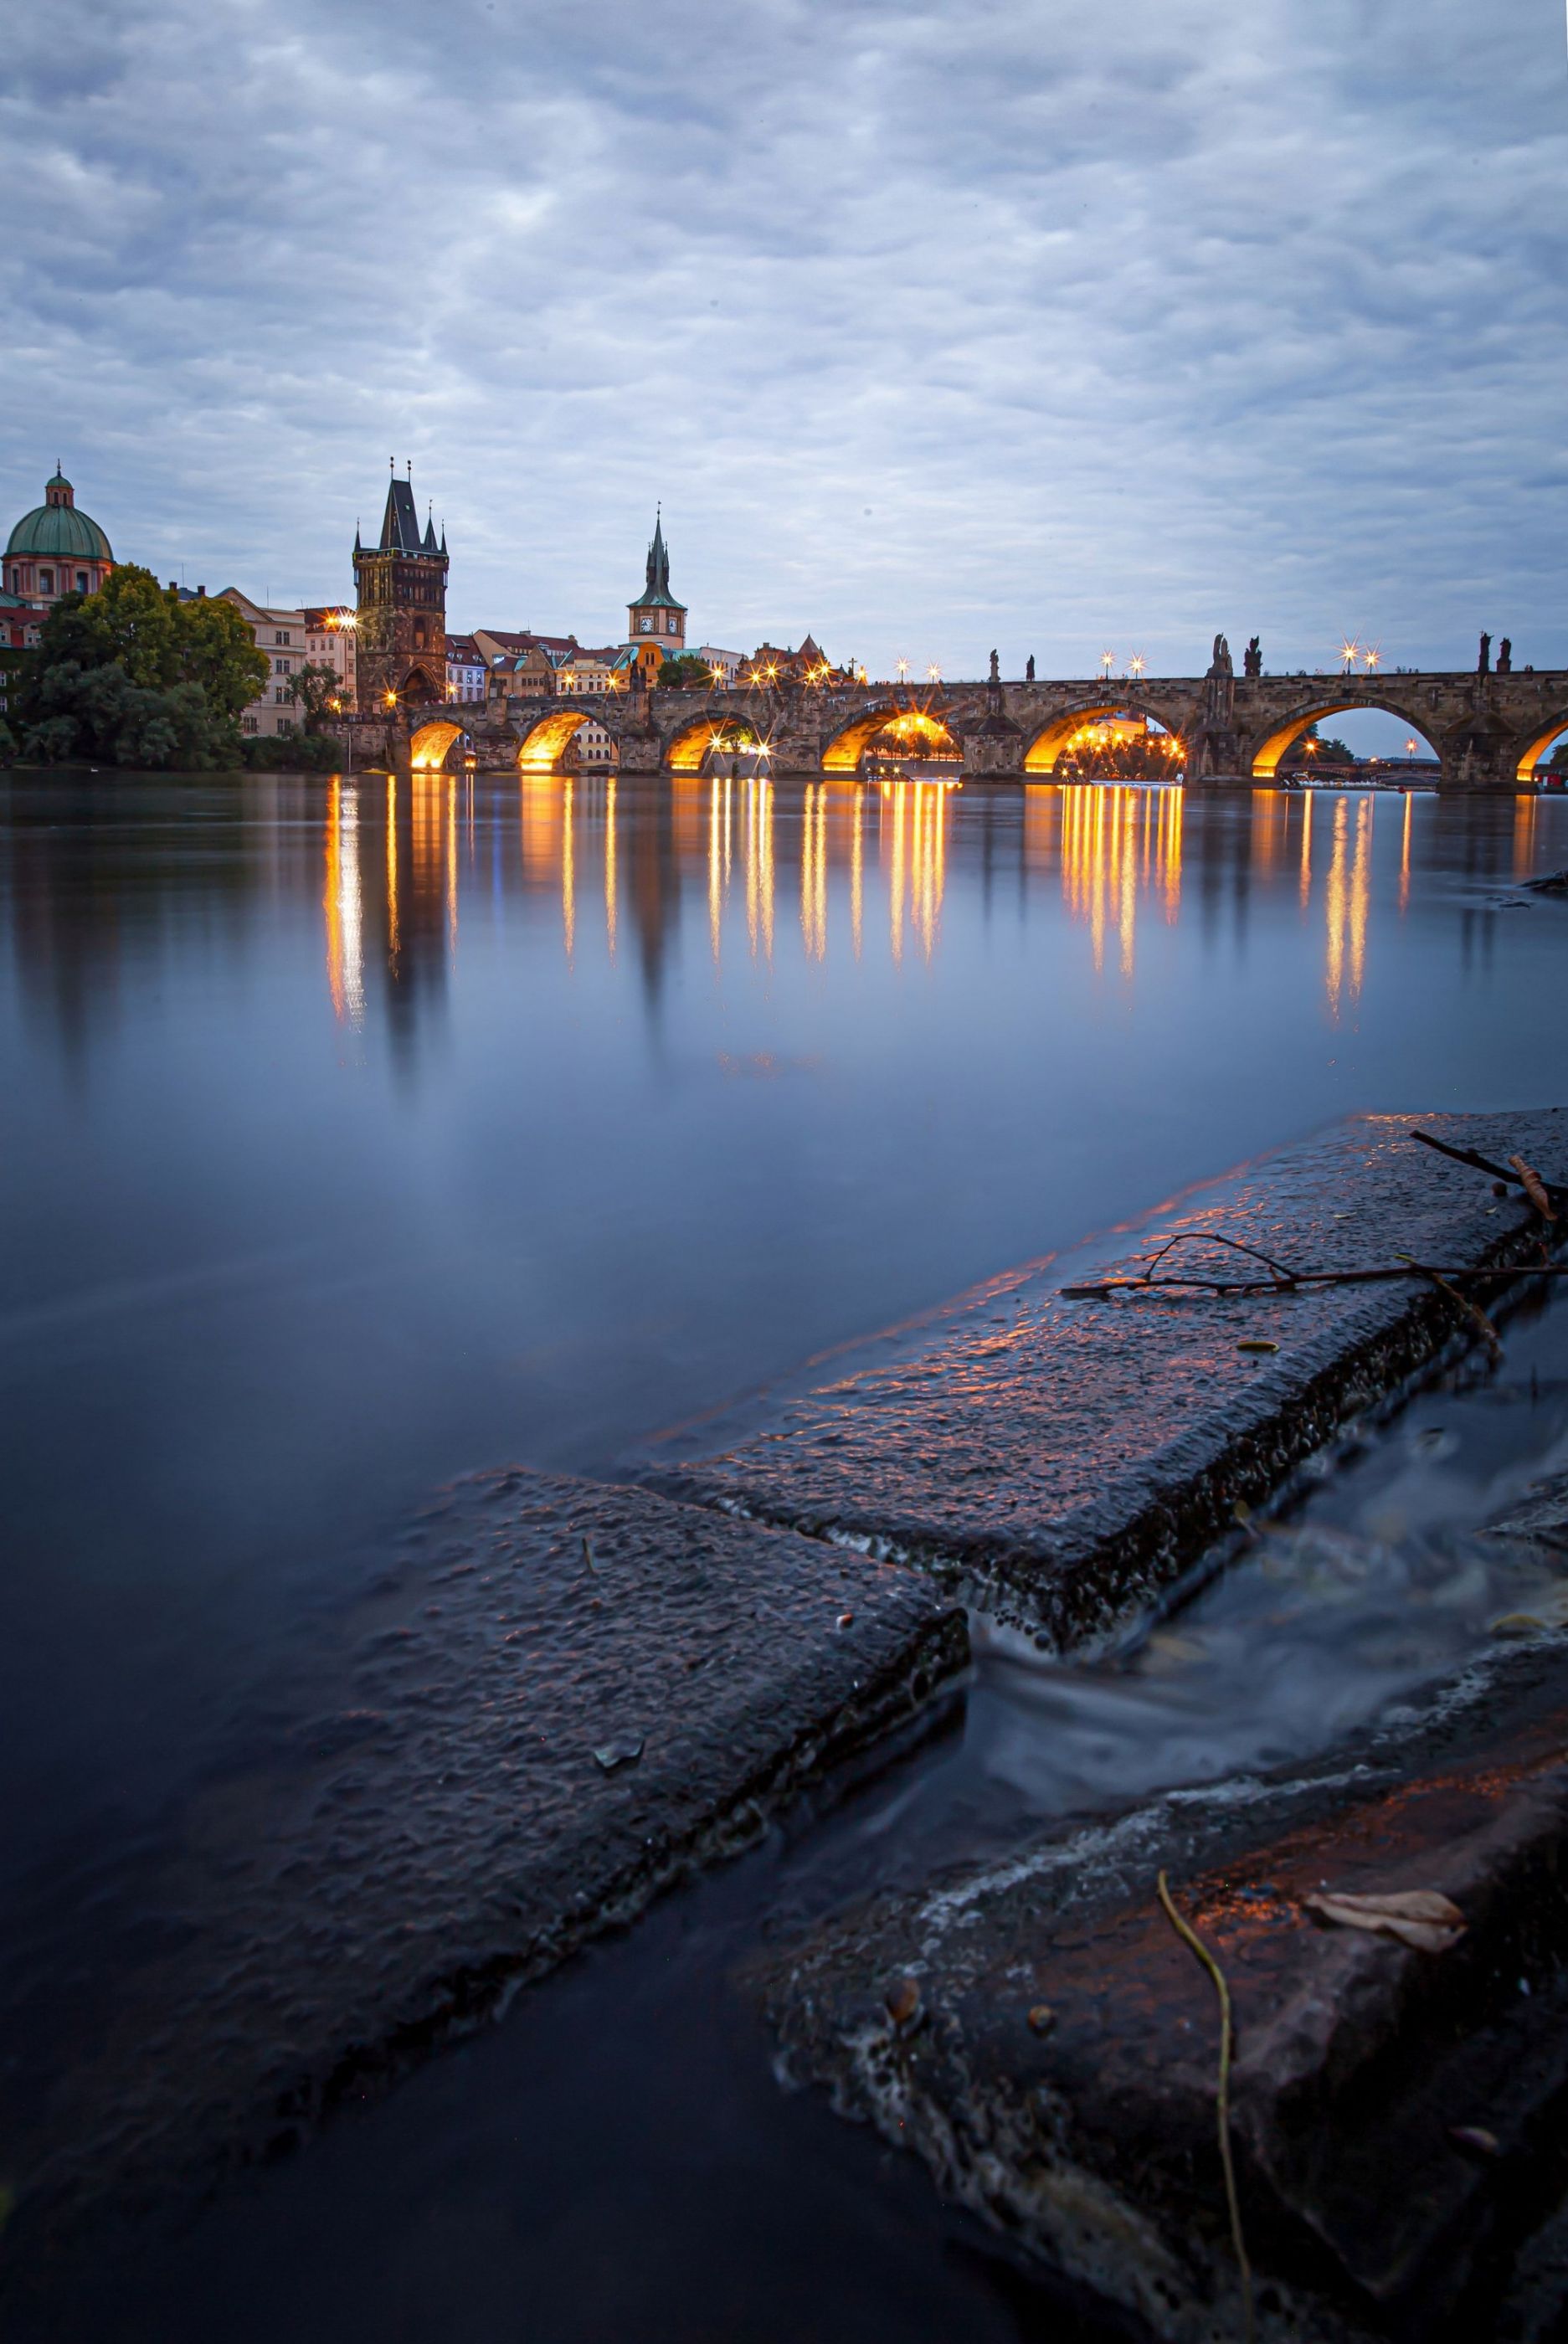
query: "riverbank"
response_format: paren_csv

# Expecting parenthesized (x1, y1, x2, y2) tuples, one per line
(4, 1110, 1565, 2332)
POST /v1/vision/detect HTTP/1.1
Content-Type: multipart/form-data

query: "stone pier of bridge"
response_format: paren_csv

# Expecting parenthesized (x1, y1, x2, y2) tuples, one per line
(357, 662, 1568, 792)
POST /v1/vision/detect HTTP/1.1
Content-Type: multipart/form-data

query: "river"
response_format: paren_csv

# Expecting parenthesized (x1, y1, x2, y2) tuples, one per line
(2, 769, 1565, 2336)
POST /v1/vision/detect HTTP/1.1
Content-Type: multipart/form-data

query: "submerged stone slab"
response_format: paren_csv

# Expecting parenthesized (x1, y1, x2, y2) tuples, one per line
(649, 1111, 1568, 1644)
(11, 1472, 964, 2238)
(755, 1618, 1568, 2343)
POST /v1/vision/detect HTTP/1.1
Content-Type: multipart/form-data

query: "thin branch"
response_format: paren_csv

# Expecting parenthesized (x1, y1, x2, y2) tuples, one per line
(1414, 1267, 1504, 1365)
(1157, 1871, 1254, 2342)
(1411, 1128, 1568, 1207)
(1060, 1262, 1568, 1302)
(1134, 1231, 1303, 1288)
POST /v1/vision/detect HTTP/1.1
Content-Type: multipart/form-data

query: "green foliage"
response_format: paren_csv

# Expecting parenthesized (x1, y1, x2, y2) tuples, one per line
(1281, 726, 1358, 768)
(650, 653, 715, 690)
(177, 594, 270, 718)
(1547, 739, 1568, 773)
(285, 660, 345, 732)
(13, 567, 268, 768)
(241, 731, 345, 771)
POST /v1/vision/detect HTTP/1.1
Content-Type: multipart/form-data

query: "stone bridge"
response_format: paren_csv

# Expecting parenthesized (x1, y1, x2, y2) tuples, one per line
(371, 664, 1568, 790)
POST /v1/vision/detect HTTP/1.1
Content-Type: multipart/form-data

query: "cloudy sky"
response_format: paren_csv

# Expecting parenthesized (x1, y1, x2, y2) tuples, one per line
(4, 0, 1565, 688)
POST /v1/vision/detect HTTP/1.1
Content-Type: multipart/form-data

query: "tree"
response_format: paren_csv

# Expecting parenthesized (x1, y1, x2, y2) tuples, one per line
(1281, 725, 1357, 769)
(651, 653, 716, 690)
(285, 660, 344, 733)
(176, 594, 270, 718)
(13, 567, 268, 770)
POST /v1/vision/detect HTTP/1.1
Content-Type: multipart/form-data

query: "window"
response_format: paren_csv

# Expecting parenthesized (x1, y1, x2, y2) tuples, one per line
(274, 685, 291, 703)
(39, 569, 54, 594)
(275, 657, 292, 674)
(76, 572, 88, 593)
(275, 630, 290, 646)
(243, 717, 259, 734)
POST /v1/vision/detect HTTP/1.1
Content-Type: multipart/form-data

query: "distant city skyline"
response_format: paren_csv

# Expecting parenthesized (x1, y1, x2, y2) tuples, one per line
(4, 0, 1565, 739)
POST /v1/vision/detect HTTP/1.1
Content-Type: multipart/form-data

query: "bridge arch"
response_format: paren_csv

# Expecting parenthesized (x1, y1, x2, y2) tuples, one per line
(409, 719, 465, 771)
(665, 716, 763, 772)
(516, 708, 594, 771)
(1249, 698, 1436, 781)
(821, 704, 957, 771)
(1512, 714, 1568, 784)
(1022, 699, 1187, 774)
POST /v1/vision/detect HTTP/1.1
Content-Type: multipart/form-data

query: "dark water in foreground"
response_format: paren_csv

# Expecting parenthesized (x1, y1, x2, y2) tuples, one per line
(3, 771, 1566, 2334)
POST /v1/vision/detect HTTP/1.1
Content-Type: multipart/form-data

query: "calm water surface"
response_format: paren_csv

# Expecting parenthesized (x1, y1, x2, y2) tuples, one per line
(2, 769, 1565, 2331)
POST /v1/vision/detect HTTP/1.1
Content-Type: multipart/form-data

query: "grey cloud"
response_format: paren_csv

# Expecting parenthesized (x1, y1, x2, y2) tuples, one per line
(1, 0, 1563, 680)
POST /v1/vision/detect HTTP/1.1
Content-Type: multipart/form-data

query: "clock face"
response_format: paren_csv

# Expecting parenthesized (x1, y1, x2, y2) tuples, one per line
(638, 618, 652, 634)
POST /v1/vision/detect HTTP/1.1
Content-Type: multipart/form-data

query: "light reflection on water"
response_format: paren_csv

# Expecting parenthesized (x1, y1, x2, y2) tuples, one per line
(306, 774, 1548, 1027)
(0, 768, 1565, 1923)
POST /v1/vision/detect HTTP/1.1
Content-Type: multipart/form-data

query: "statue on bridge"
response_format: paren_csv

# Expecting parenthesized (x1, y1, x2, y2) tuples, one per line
(1478, 632, 1492, 676)
(1026, 655, 1036, 682)
(1207, 633, 1233, 679)
(1497, 636, 1513, 674)
(1243, 636, 1262, 678)
(989, 648, 1000, 685)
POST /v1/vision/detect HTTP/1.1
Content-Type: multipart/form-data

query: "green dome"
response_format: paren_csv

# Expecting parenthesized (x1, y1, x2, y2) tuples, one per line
(7, 471, 113, 563)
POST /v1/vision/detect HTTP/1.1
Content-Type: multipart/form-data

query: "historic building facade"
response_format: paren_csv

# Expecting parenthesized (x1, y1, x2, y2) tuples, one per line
(5, 468, 113, 606)
(218, 591, 357, 738)
(352, 471, 448, 712)
(445, 634, 486, 703)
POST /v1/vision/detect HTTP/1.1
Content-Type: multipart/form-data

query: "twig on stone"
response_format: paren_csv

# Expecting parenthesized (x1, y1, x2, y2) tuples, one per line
(1398, 1256, 1504, 1365)
(1411, 1128, 1567, 1209)
(1509, 1155, 1559, 1225)
(1136, 1231, 1302, 1290)
(1061, 1262, 1568, 1302)
(1157, 1870, 1254, 2344)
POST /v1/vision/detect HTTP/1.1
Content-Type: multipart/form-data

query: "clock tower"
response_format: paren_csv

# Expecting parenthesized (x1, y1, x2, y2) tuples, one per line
(625, 510, 686, 674)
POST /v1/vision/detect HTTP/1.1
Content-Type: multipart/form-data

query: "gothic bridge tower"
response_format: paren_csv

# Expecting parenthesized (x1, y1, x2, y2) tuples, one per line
(353, 467, 449, 713)
(624, 510, 686, 679)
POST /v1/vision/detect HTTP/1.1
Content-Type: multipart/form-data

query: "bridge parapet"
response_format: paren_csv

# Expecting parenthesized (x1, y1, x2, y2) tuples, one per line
(377, 667, 1568, 790)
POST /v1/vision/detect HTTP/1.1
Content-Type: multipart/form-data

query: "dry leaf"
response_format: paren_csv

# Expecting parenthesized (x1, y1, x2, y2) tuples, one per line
(884, 1976, 923, 2028)
(1303, 1888, 1466, 1953)
(1509, 1155, 1558, 1224)
(1490, 1612, 1547, 1638)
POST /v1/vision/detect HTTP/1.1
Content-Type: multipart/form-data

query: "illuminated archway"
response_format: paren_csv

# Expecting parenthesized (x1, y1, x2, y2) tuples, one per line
(666, 717, 763, 773)
(1513, 716, 1568, 784)
(1250, 702, 1436, 781)
(822, 706, 956, 771)
(517, 709, 592, 771)
(1023, 702, 1184, 775)
(410, 719, 463, 771)
(397, 665, 443, 708)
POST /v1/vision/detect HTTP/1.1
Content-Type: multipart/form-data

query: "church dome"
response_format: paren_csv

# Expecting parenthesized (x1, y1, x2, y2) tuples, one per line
(7, 470, 113, 563)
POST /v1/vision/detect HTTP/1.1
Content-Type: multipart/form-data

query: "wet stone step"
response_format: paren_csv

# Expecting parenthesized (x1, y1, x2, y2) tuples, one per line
(647, 1109, 1568, 1646)
(8, 1473, 966, 2245)
(752, 1613, 1568, 2344)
